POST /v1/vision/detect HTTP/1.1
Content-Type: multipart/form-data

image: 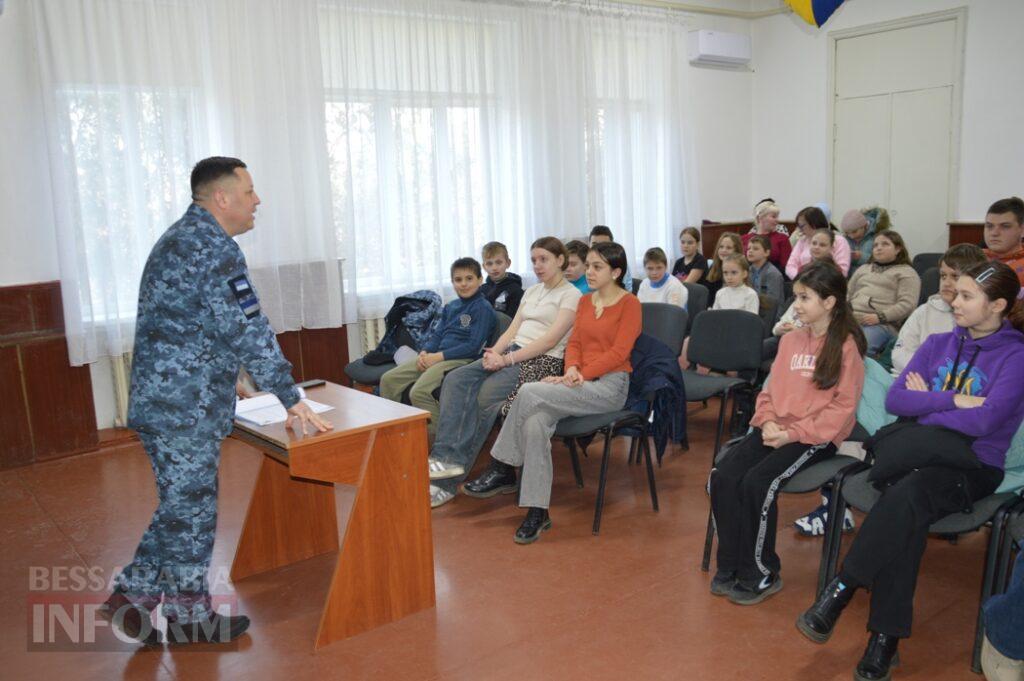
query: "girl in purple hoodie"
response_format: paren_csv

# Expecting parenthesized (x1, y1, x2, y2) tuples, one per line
(796, 260, 1024, 681)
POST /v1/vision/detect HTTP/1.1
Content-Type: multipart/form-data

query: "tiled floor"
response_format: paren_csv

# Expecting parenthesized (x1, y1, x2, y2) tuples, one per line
(2, 402, 984, 680)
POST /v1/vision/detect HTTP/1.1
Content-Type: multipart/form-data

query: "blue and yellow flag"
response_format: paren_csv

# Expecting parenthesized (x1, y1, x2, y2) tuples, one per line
(785, 0, 846, 27)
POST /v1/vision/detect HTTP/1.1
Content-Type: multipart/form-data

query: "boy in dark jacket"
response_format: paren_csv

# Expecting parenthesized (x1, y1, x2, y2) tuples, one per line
(480, 241, 524, 317)
(380, 258, 496, 437)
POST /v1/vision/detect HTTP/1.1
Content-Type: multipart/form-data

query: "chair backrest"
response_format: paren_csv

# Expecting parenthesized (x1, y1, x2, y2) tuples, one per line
(631, 278, 642, 294)
(912, 252, 943, 277)
(686, 309, 765, 371)
(640, 303, 688, 356)
(918, 267, 939, 305)
(682, 282, 708, 335)
(490, 311, 513, 346)
(757, 295, 779, 339)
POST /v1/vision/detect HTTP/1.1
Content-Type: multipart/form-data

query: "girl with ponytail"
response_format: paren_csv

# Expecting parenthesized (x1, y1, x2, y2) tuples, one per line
(797, 260, 1024, 681)
(709, 260, 866, 604)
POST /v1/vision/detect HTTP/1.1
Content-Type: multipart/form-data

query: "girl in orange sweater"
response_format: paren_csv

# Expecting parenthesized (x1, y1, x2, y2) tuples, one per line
(709, 260, 866, 603)
(463, 242, 642, 544)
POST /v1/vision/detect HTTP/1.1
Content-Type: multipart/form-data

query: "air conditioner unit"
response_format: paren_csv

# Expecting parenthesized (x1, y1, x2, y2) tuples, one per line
(688, 30, 752, 67)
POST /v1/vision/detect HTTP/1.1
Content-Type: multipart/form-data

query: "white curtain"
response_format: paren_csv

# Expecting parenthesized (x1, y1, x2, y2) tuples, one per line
(28, 0, 698, 363)
(321, 0, 699, 318)
(30, 0, 345, 366)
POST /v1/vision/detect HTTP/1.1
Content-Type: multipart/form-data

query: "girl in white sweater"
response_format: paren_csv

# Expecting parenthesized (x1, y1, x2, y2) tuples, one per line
(712, 254, 759, 314)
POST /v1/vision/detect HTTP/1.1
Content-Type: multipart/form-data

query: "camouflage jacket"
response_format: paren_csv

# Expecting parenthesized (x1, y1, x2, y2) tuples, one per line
(127, 204, 299, 440)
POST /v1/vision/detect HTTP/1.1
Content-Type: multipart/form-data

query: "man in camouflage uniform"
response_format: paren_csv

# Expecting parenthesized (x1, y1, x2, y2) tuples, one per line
(101, 157, 331, 645)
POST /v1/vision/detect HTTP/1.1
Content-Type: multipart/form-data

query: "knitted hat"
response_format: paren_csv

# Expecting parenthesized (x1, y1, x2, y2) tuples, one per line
(840, 209, 868, 232)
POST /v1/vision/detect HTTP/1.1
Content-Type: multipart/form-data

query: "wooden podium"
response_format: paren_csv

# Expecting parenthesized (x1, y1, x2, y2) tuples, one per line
(228, 382, 434, 649)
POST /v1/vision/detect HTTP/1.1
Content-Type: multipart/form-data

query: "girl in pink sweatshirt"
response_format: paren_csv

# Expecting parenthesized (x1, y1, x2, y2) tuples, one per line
(708, 260, 866, 605)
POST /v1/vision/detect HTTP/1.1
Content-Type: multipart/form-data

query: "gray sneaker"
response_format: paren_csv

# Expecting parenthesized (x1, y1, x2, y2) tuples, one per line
(428, 458, 464, 481)
(430, 484, 455, 509)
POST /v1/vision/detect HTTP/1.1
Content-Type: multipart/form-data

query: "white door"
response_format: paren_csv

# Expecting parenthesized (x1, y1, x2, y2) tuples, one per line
(831, 14, 962, 258)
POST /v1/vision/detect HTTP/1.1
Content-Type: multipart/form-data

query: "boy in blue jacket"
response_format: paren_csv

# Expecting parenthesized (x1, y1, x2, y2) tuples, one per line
(380, 257, 496, 437)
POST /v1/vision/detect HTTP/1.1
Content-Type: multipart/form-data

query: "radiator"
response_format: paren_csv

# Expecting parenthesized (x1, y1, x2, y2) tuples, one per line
(110, 352, 133, 428)
(359, 318, 387, 354)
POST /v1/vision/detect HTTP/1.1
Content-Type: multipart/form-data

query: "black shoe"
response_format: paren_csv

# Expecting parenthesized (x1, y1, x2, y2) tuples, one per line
(166, 613, 251, 644)
(796, 576, 857, 643)
(854, 632, 900, 681)
(710, 570, 737, 597)
(513, 507, 551, 544)
(98, 591, 163, 645)
(462, 460, 518, 498)
(727, 573, 784, 605)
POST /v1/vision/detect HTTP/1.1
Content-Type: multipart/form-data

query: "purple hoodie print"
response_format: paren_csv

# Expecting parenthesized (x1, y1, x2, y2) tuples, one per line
(886, 320, 1024, 469)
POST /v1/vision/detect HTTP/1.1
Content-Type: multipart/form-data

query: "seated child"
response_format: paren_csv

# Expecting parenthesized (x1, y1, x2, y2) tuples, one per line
(637, 247, 688, 309)
(705, 232, 743, 307)
(711, 254, 759, 313)
(746, 235, 784, 305)
(891, 243, 987, 373)
(848, 229, 921, 355)
(710, 260, 866, 604)
(479, 241, 524, 317)
(463, 242, 641, 544)
(564, 240, 592, 294)
(797, 260, 1024, 681)
(380, 257, 496, 437)
(672, 227, 708, 285)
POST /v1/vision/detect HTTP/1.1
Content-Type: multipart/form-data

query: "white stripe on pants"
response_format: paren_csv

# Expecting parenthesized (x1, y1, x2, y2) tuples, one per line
(491, 372, 629, 509)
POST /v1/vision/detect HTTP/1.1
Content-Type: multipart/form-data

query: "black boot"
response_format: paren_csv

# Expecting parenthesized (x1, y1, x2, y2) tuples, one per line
(854, 632, 900, 681)
(98, 590, 163, 645)
(796, 576, 857, 643)
(166, 613, 251, 644)
(462, 459, 518, 498)
(513, 507, 551, 544)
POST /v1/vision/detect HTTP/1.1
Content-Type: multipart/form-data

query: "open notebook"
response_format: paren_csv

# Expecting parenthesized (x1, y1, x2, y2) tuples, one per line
(235, 389, 334, 427)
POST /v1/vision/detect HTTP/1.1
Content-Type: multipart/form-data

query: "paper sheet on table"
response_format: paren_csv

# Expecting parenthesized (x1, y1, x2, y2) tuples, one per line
(234, 390, 333, 426)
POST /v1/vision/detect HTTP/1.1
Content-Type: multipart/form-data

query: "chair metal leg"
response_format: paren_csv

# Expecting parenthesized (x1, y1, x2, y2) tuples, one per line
(627, 437, 638, 465)
(700, 505, 715, 572)
(818, 463, 868, 594)
(567, 438, 584, 489)
(711, 388, 732, 470)
(592, 429, 614, 535)
(972, 501, 1014, 673)
(641, 428, 658, 512)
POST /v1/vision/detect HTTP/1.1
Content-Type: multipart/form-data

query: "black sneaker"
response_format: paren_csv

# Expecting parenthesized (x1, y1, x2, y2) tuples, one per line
(854, 632, 900, 681)
(513, 507, 551, 544)
(796, 576, 856, 643)
(166, 613, 251, 644)
(98, 591, 163, 646)
(462, 459, 518, 498)
(710, 570, 737, 597)
(727, 573, 784, 605)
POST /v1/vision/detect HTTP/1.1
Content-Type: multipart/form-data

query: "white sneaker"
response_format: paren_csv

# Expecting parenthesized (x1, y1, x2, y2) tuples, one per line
(428, 458, 464, 480)
(430, 484, 455, 509)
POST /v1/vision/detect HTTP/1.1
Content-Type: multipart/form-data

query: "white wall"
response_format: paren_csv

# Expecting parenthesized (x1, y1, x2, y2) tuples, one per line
(749, 0, 1024, 223)
(0, 0, 60, 286)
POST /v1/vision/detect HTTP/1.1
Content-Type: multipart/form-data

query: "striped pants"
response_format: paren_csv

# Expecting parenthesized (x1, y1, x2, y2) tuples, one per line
(710, 429, 836, 586)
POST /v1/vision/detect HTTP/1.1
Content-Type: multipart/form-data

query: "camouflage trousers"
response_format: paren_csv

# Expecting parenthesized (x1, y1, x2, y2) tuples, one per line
(115, 433, 220, 624)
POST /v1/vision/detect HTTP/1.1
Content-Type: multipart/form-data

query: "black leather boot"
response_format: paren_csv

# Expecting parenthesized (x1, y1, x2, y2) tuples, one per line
(462, 459, 518, 498)
(98, 590, 163, 645)
(166, 613, 251, 644)
(854, 632, 900, 681)
(796, 576, 857, 643)
(513, 507, 551, 544)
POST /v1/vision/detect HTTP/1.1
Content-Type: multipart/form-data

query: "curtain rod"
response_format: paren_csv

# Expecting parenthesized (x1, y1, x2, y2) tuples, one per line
(600, 0, 791, 19)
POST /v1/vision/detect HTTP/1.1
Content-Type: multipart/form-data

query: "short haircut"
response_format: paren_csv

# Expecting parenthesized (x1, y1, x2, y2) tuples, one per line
(191, 156, 247, 198)
(747, 235, 771, 253)
(873, 229, 912, 266)
(644, 247, 668, 266)
(450, 257, 482, 279)
(940, 243, 987, 273)
(564, 239, 590, 261)
(987, 197, 1024, 226)
(531, 236, 569, 270)
(481, 241, 509, 260)
(589, 225, 614, 240)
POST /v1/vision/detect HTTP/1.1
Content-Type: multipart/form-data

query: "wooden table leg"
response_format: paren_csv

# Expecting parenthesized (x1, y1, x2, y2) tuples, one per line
(231, 454, 340, 581)
(315, 420, 435, 648)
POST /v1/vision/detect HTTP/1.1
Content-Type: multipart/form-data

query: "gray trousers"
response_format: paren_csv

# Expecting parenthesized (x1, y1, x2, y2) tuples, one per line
(491, 372, 629, 509)
(429, 355, 520, 493)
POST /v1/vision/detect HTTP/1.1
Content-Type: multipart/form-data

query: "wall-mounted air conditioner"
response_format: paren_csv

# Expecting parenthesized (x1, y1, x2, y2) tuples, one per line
(688, 30, 752, 67)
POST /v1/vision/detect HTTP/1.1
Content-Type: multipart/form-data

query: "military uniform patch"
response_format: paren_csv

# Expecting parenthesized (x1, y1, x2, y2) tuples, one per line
(228, 274, 261, 319)
(459, 313, 472, 328)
